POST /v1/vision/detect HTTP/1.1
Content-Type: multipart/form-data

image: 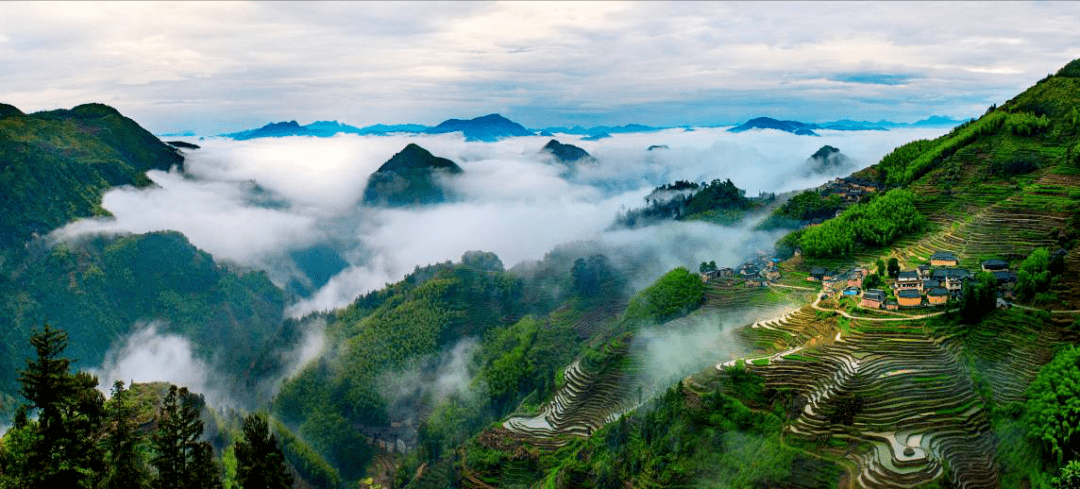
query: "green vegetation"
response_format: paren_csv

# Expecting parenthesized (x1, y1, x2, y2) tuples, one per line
(0, 231, 285, 401)
(0, 103, 182, 248)
(362, 143, 463, 206)
(1016, 247, 1054, 302)
(234, 413, 293, 489)
(959, 272, 998, 323)
(622, 267, 705, 322)
(798, 188, 926, 257)
(1025, 345, 1080, 466)
(616, 178, 759, 227)
(759, 189, 843, 229)
(0, 326, 311, 489)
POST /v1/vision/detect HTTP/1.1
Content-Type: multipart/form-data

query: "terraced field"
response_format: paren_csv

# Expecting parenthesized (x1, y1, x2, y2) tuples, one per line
(896, 170, 1077, 268)
(503, 282, 803, 446)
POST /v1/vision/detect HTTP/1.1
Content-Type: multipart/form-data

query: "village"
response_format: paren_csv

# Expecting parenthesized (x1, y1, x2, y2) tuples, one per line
(702, 249, 1024, 312)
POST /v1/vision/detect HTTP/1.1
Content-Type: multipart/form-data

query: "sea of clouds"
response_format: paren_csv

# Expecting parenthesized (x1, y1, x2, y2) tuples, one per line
(57, 125, 946, 320)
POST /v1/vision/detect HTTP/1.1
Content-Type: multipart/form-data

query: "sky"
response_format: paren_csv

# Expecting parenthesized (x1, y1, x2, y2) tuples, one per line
(1, 1, 1079, 135)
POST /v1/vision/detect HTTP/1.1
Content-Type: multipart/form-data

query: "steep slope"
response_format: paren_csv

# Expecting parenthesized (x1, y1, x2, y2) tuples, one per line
(362, 143, 463, 206)
(0, 103, 184, 249)
(0, 231, 286, 405)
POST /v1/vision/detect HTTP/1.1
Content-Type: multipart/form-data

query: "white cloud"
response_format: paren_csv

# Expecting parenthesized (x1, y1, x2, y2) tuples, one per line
(54, 126, 947, 318)
(1, 2, 1078, 132)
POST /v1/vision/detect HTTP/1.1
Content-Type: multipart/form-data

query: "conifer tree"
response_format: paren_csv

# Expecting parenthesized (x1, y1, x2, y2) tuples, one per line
(102, 380, 149, 489)
(8, 325, 105, 489)
(235, 413, 293, 489)
(151, 385, 222, 489)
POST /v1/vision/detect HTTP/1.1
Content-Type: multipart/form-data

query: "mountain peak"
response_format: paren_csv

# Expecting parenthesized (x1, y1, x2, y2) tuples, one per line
(363, 144, 463, 207)
(427, 114, 533, 141)
(0, 103, 24, 119)
(542, 139, 592, 163)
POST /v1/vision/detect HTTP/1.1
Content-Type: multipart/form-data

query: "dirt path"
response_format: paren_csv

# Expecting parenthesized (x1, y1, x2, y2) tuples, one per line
(1007, 302, 1080, 314)
(810, 294, 947, 322)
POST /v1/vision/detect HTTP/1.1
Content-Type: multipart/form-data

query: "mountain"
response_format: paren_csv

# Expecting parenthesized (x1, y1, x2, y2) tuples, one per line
(728, 116, 820, 136)
(729, 115, 967, 135)
(362, 143, 464, 206)
(907, 114, 967, 127)
(805, 144, 853, 174)
(541, 139, 592, 163)
(541, 123, 663, 137)
(0, 103, 184, 249)
(425, 113, 534, 142)
(224, 120, 322, 140)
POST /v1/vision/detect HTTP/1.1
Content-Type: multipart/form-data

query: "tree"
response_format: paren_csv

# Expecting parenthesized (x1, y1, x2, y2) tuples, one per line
(960, 272, 997, 323)
(1026, 345, 1080, 466)
(151, 385, 222, 489)
(102, 380, 149, 489)
(235, 413, 294, 489)
(11, 325, 105, 489)
(1056, 460, 1080, 489)
(887, 258, 900, 279)
(1016, 248, 1052, 301)
(876, 259, 886, 277)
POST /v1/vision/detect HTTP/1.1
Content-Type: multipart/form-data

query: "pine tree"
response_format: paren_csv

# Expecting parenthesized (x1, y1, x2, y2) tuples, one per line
(151, 385, 222, 489)
(102, 380, 149, 489)
(9, 325, 106, 489)
(235, 413, 294, 489)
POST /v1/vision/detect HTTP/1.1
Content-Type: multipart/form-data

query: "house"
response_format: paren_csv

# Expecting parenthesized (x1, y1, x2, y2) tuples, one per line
(917, 264, 931, 279)
(981, 259, 1009, 272)
(810, 267, 826, 281)
(860, 289, 886, 309)
(843, 286, 861, 296)
(921, 279, 940, 292)
(761, 266, 781, 281)
(993, 270, 1018, 288)
(884, 301, 899, 311)
(896, 270, 921, 289)
(932, 268, 970, 292)
(897, 289, 922, 307)
(927, 287, 950, 305)
(717, 267, 734, 278)
(930, 252, 959, 267)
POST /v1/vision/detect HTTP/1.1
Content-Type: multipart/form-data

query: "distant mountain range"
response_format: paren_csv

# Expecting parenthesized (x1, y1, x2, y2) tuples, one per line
(728, 115, 965, 136)
(216, 113, 966, 141)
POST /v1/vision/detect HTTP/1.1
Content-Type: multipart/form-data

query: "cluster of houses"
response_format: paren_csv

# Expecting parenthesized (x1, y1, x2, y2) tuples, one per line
(850, 252, 1018, 310)
(701, 254, 783, 286)
(822, 176, 882, 203)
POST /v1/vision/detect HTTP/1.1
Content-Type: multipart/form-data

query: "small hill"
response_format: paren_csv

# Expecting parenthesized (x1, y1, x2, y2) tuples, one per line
(728, 117, 820, 136)
(362, 143, 463, 206)
(541, 139, 592, 163)
(806, 145, 853, 174)
(425, 113, 533, 142)
(0, 102, 184, 249)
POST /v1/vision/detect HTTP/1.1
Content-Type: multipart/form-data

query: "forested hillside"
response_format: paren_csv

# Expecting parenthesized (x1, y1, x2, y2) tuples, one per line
(0, 103, 183, 249)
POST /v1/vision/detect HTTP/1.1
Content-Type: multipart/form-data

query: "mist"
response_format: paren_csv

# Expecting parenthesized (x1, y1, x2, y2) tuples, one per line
(91, 319, 326, 408)
(55, 126, 947, 318)
(629, 305, 799, 396)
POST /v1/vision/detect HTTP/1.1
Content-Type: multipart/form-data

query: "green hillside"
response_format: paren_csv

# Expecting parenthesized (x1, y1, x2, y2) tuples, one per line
(0, 231, 286, 407)
(0, 103, 184, 249)
(393, 58, 1080, 489)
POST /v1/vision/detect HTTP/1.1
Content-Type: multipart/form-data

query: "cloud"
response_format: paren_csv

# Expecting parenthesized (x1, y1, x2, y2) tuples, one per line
(55, 126, 948, 318)
(91, 319, 326, 408)
(1, 3, 1078, 133)
(91, 321, 216, 402)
